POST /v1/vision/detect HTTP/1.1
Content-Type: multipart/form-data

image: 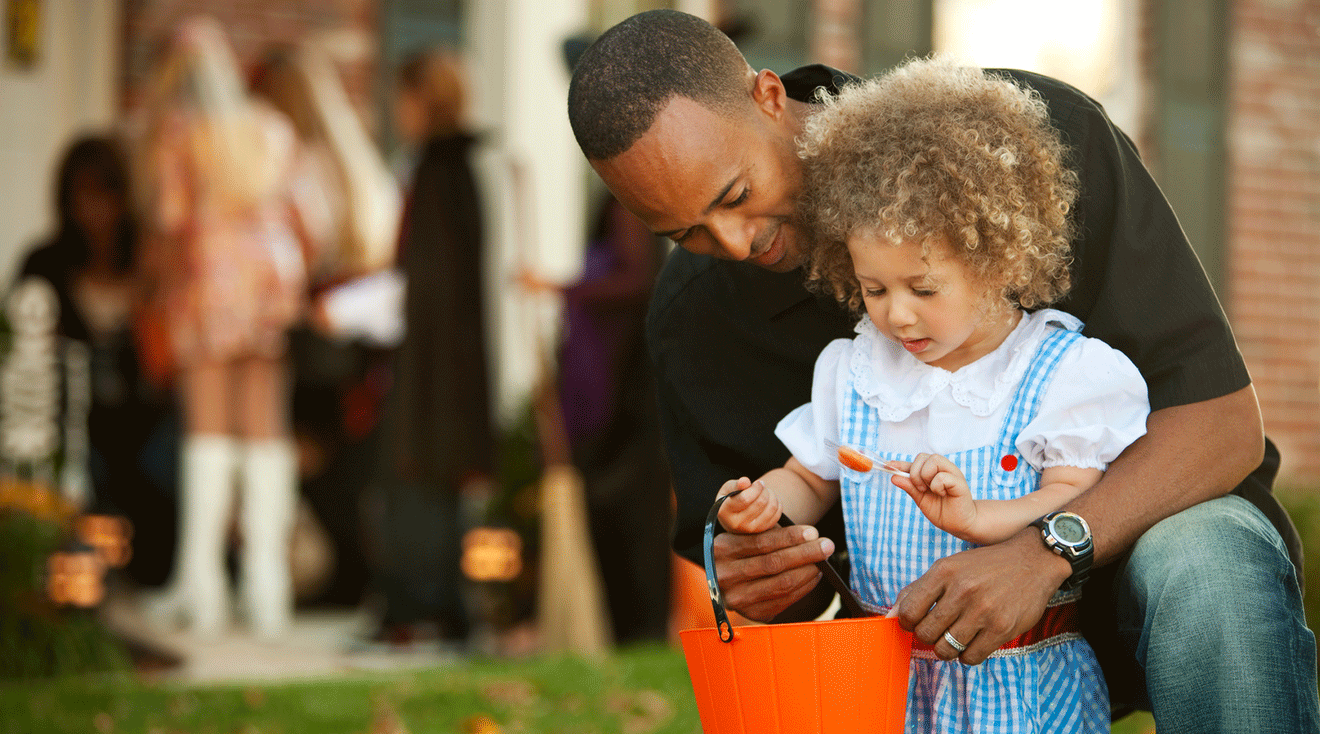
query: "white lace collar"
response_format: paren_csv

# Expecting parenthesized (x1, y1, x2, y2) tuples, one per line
(849, 308, 1082, 421)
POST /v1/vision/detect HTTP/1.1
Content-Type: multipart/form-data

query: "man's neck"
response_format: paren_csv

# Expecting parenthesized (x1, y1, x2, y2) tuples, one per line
(784, 97, 812, 137)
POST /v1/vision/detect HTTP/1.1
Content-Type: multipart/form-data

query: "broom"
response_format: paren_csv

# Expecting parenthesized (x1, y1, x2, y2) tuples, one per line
(508, 158, 612, 657)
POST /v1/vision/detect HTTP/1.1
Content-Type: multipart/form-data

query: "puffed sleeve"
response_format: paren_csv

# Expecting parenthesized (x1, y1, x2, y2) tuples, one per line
(775, 338, 854, 480)
(1016, 336, 1150, 471)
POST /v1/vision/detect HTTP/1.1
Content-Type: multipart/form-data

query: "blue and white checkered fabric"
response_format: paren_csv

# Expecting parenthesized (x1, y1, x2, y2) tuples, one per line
(840, 324, 1109, 733)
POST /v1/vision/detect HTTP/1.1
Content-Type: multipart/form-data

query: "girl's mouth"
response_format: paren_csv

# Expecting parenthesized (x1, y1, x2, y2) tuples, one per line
(902, 338, 930, 353)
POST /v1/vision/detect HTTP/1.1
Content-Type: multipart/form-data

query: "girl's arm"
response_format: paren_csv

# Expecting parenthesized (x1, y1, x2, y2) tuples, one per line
(890, 455, 1102, 546)
(958, 465, 1103, 545)
(717, 456, 840, 534)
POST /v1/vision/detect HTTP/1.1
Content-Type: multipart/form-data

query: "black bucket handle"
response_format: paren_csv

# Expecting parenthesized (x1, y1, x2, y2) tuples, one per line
(704, 490, 871, 643)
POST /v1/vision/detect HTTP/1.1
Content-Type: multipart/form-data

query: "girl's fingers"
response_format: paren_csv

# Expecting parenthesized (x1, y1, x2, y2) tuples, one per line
(931, 472, 958, 497)
(908, 454, 937, 491)
(717, 476, 753, 498)
(719, 479, 773, 529)
(750, 484, 782, 529)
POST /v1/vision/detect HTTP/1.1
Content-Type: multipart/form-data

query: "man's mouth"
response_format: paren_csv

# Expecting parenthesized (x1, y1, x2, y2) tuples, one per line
(749, 226, 785, 268)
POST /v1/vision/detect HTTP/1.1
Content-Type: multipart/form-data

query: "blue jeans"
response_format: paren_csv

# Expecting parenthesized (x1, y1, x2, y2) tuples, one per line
(1114, 494, 1319, 732)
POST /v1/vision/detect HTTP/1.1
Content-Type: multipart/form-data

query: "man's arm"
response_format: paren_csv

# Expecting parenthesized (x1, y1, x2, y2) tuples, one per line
(647, 256, 845, 622)
(656, 358, 839, 621)
(893, 384, 1265, 664)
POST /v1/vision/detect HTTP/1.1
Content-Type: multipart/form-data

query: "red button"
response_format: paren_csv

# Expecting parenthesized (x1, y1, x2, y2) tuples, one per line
(1000, 455, 1018, 472)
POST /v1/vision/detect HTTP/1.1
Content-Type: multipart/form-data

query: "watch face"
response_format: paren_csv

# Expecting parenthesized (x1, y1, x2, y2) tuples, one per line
(1051, 514, 1089, 545)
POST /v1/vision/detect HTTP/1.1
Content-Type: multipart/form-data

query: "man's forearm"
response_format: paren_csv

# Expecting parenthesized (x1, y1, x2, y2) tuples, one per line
(1061, 385, 1265, 564)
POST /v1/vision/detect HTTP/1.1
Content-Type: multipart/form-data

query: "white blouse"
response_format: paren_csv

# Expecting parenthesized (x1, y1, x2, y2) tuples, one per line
(776, 309, 1150, 481)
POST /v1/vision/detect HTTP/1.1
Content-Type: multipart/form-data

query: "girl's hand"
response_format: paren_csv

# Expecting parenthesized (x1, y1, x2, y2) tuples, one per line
(888, 454, 978, 540)
(716, 476, 782, 534)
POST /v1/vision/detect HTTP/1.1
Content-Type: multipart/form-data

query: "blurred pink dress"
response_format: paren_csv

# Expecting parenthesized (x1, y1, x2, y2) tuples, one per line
(145, 104, 307, 365)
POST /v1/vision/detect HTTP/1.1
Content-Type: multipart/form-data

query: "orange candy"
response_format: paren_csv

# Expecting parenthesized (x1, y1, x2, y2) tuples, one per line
(837, 445, 873, 473)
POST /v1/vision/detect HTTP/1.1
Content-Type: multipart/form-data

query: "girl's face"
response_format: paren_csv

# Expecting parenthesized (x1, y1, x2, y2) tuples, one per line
(848, 233, 1016, 372)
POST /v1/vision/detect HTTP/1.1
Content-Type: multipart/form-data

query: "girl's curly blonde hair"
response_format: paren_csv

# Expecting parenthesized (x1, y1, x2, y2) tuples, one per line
(798, 55, 1078, 315)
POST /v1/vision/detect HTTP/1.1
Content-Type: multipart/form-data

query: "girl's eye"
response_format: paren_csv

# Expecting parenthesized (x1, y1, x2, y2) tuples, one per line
(914, 289, 937, 297)
(864, 288, 885, 298)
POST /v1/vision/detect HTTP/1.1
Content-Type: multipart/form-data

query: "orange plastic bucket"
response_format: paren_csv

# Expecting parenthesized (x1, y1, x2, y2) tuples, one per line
(679, 492, 913, 733)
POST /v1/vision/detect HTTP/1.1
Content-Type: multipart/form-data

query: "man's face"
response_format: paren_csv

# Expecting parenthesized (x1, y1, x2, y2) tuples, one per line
(590, 94, 806, 272)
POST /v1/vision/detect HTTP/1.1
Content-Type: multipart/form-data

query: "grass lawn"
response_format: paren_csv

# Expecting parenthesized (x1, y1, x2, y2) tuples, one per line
(0, 644, 700, 734)
(0, 642, 1162, 734)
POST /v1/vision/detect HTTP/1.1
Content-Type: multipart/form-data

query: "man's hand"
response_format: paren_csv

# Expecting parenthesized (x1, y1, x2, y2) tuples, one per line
(889, 530, 1071, 664)
(712, 522, 836, 622)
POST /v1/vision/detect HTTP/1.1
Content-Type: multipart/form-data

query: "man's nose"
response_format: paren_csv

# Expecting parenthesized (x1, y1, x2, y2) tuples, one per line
(707, 214, 756, 260)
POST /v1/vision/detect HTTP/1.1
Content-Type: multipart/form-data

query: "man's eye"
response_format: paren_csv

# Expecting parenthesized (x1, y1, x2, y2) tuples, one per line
(727, 188, 749, 207)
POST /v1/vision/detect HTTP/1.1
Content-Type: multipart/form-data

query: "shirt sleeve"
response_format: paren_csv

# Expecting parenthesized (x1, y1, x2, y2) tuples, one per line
(1016, 337, 1150, 471)
(775, 338, 853, 481)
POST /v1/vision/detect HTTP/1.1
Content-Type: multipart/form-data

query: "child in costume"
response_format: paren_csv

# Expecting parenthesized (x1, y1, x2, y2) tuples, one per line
(716, 56, 1150, 733)
(136, 17, 308, 638)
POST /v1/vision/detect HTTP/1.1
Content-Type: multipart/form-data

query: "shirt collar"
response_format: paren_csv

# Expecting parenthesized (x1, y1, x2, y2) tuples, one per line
(720, 260, 819, 319)
(781, 64, 861, 102)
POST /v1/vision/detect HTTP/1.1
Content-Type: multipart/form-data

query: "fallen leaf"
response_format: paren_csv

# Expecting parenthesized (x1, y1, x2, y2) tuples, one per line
(243, 688, 266, 709)
(366, 698, 410, 734)
(461, 714, 504, 734)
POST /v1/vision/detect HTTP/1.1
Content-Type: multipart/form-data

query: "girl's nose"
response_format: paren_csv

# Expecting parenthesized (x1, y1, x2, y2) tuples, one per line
(888, 298, 917, 329)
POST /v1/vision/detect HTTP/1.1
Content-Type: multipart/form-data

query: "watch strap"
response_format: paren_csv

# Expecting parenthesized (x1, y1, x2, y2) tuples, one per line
(1031, 512, 1093, 590)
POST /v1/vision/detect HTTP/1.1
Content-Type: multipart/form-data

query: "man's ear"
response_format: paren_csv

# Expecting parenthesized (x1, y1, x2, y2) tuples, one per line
(750, 69, 789, 121)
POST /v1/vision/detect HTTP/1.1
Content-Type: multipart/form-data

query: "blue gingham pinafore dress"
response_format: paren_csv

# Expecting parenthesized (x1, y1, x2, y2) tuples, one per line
(838, 325, 1109, 733)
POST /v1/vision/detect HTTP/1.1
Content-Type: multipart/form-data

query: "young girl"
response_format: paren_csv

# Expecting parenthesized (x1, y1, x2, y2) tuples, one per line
(137, 17, 307, 638)
(716, 56, 1150, 733)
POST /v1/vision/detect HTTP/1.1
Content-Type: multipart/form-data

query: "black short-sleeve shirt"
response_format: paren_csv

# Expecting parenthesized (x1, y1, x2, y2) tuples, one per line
(646, 64, 1297, 573)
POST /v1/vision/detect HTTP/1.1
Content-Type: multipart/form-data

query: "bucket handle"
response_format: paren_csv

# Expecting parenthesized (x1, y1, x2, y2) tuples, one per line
(704, 490, 871, 643)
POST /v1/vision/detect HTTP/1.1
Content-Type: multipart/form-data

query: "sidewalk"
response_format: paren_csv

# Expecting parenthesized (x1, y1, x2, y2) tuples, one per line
(100, 589, 464, 684)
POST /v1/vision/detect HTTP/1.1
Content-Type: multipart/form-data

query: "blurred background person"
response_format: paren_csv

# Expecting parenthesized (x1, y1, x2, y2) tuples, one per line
(520, 193, 672, 646)
(251, 40, 402, 610)
(342, 47, 494, 649)
(134, 16, 308, 639)
(14, 134, 180, 589)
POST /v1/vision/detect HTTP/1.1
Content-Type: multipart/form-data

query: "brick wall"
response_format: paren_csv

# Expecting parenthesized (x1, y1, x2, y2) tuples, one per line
(119, 0, 378, 112)
(812, 0, 861, 73)
(1228, 0, 1320, 486)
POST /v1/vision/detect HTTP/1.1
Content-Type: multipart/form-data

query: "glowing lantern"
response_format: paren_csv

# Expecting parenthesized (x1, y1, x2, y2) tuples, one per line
(76, 514, 133, 568)
(46, 548, 106, 607)
(460, 527, 523, 582)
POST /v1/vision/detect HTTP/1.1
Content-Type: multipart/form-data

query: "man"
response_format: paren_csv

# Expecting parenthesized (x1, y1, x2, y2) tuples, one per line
(568, 9, 1318, 731)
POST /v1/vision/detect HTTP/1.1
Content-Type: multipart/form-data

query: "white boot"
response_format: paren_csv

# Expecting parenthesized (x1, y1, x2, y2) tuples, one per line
(239, 439, 298, 638)
(153, 434, 236, 637)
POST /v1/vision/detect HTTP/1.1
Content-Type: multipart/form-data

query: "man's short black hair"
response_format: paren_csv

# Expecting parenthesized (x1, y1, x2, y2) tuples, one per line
(568, 9, 751, 160)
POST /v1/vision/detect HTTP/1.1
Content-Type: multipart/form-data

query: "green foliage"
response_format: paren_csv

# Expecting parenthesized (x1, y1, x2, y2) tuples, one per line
(1278, 489, 1320, 627)
(0, 509, 129, 680)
